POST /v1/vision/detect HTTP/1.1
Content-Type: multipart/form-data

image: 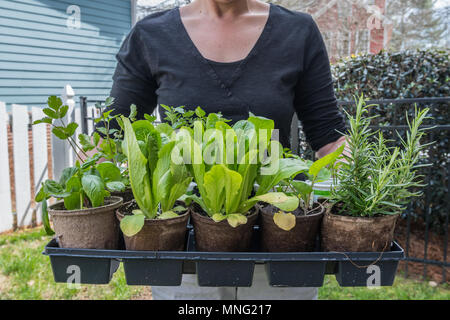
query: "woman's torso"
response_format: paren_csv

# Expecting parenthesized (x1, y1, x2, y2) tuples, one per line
(127, 4, 319, 146)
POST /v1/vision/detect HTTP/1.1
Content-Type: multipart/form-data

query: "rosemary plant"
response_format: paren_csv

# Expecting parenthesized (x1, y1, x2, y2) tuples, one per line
(331, 96, 431, 217)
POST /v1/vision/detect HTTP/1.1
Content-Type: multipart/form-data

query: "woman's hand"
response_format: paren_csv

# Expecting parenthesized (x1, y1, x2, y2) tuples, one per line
(77, 137, 106, 163)
(315, 136, 348, 160)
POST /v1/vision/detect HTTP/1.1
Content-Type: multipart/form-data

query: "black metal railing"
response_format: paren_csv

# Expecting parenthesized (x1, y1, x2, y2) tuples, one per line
(79, 97, 104, 135)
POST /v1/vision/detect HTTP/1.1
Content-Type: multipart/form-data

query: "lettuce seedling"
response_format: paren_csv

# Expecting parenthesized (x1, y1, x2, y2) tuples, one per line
(120, 116, 192, 237)
(181, 114, 305, 227)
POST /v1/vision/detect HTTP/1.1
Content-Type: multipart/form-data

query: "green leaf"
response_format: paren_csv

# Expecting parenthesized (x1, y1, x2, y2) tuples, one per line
(237, 150, 258, 205)
(183, 110, 195, 118)
(257, 158, 309, 195)
(43, 180, 71, 198)
(43, 108, 59, 119)
(248, 114, 274, 144)
(33, 117, 52, 125)
(96, 162, 122, 182)
(80, 154, 101, 170)
(144, 114, 157, 122)
(315, 167, 332, 183)
(99, 139, 116, 158)
(245, 192, 299, 212)
(203, 165, 226, 214)
(122, 116, 154, 218)
(129, 104, 137, 121)
(132, 120, 155, 142)
(41, 200, 55, 235)
(195, 106, 206, 117)
(163, 177, 192, 213)
(96, 127, 108, 136)
(223, 166, 243, 215)
(59, 167, 78, 188)
(172, 205, 186, 213)
(92, 131, 100, 146)
(59, 105, 69, 118)
(291, 180, 312, 201)
(157, 211, 179, 220)
(226, 213, 248, 228)
(146, 128, 162, 175)
(47, 96, 62, 111)
(81, 174, 105, 207)
(155, 123, 174, 138)
(64, 176, 82, 210)
(65, 122, 78, 137)
(106, 181, 126, 192)
(211, 213, 227, 222)
(34, 187, 47, 202)
(205, 113, 222, 129)
(120, 213, 145, 237)
(309, 143, 345, 179)
(105, 96, 115, 107)
(152, 141, 175, 206)
(52, 127, 68, 140)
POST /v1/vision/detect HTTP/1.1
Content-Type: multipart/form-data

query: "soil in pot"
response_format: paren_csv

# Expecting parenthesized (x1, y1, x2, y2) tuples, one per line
(110, 188, 134, 203)
(260, 203, 324, 252)
(321, 204, 399, 252)
(116, 201, 189, 251)
(48, 196, 123, 249)
(190, 204, 260, 252)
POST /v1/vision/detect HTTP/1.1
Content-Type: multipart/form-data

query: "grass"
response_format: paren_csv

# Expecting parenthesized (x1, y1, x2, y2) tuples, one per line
(0, 228, 147, 300)
(0, 228, 448, 300)
(319, 274, 449, 300)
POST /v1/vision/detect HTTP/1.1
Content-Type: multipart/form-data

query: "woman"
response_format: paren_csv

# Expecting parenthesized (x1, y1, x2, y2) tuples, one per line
(102, 0, 346, 300)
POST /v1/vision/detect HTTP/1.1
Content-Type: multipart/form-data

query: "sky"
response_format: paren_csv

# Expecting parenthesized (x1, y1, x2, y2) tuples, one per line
(435, 0, 449, 8)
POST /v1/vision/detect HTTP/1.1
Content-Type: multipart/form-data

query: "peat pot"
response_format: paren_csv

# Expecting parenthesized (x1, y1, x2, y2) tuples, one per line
(48, 196, 123, 249)
(191, 207, 260, 252)
(116, 201, 189, 251)
(261, 203, 324, 252)
(321, 207, 399, 252)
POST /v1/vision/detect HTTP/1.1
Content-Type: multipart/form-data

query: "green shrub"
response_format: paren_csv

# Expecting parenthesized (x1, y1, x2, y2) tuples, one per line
(332, 49, 449, 100)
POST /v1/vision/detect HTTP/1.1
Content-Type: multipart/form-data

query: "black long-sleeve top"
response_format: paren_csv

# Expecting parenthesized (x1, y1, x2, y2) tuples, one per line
(101, 4, 345, 151)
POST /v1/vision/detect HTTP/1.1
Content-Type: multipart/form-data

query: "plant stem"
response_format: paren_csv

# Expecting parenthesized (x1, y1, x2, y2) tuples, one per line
(53, 119, 89, 159)
(80, 190, 84, 210)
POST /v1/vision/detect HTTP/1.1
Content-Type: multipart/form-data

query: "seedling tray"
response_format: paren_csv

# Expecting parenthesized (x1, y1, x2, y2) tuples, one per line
(43, 226, 404, 287)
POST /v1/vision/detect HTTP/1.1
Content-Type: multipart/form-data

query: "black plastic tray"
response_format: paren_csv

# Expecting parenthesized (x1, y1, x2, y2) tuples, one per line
(43, 226, 405, 287)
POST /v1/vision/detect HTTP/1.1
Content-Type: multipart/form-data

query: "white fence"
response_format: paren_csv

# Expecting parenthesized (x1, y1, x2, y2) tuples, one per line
(0, 86, 83, 233)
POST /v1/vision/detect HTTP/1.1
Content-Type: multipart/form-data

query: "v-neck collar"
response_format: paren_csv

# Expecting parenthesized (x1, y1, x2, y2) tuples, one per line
(175, 4, 273, 90)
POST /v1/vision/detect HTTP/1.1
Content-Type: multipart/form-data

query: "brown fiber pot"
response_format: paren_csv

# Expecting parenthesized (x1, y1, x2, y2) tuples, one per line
(110, 188, 134, 203)
(116, 202, 189, 251)
(191, 207, 259, 252)
(321, 208, 399, 252)
(261, 203, 324, 252)
(48, 196, 123, 249)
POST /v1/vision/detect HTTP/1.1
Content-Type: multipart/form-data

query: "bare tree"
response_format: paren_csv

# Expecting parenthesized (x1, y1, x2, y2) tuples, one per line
(387, 0, 447, 50)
